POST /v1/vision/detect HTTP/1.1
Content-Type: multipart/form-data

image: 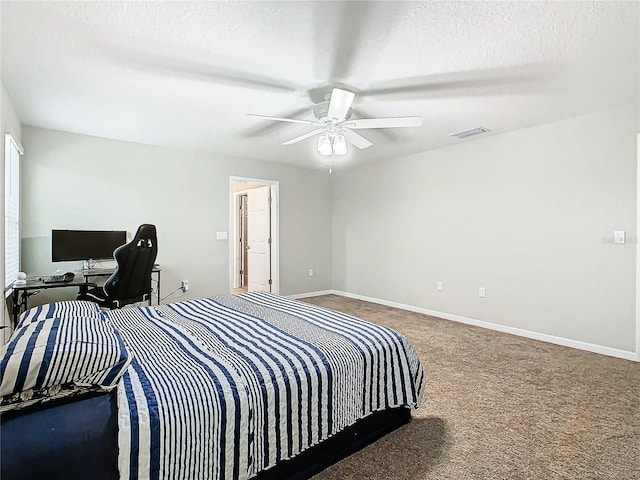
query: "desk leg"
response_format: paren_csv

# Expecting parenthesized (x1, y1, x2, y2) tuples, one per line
(157, 271, 161, 305)
(78, 283, 90, 300)
(12, 290, 29, 326)
(12, 290, 20, 326)
(21, 292, 28, 317)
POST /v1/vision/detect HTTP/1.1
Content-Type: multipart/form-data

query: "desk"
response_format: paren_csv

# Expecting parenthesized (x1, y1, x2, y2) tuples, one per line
(10, 266, 161, 326)
(82, 266, 161, 306)
(11, 275, 97, 326)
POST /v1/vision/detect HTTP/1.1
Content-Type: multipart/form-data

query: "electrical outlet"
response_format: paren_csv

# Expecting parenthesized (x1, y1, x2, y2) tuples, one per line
(181, 280, 189, 293)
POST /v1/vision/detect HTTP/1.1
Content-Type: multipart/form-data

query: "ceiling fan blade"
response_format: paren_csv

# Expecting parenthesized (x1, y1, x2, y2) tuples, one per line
(350, 108, 397, 141)
(343, 117, 423, 129)
(100, 43, 300, 93)
(343, 129, 373, 149)
(281, 128, 326, 146)
(327, 88, 356, 122)
(247, 114, 319, 126)
(363, 64, 558, 99)
(313, 1, 375, 80)
(241, 106, 313, 137)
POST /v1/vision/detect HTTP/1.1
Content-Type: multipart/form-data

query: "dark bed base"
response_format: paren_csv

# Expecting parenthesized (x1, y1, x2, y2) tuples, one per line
(1, 392, 119, 480)
(255, 406, 411, 480)
(1, 392, 411, 480)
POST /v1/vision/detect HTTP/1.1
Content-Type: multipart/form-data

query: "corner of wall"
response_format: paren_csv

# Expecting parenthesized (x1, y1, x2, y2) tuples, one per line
(636, 132, 640, 361)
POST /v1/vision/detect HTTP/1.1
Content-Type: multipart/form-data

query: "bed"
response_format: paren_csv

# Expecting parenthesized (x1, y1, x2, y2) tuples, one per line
(1, 292, 425, 479)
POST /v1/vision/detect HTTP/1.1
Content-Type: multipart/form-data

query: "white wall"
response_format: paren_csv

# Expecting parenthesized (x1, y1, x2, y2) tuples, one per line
(15, 105, 640, 358)
(1, 84, 22, 338)
(332, 104, 638, 355)
(20, 127, 332, 304)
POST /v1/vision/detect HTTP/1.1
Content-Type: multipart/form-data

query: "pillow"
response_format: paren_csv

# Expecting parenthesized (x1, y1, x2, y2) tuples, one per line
(0, 316, 132, 412)
(16, 300, 103, 331)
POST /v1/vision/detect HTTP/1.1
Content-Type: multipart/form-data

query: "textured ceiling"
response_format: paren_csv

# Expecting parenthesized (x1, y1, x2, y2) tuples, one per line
(1, 1, 638, 171)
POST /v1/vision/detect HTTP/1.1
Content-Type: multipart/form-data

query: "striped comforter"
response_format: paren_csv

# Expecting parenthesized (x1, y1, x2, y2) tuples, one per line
(105, 292, 425, 480)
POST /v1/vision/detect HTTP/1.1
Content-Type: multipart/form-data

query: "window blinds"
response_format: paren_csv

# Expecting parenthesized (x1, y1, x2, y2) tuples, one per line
(5, 134, 23, 290)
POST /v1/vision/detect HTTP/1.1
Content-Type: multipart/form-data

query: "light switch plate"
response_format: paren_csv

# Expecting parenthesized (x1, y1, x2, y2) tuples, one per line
(614, 230, 626, 244)
(216, 231, 228, 240)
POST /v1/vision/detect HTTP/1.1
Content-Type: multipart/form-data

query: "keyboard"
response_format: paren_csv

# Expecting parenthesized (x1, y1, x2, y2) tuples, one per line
(43, 272, 74, 283)
(43, 275, 64, 283)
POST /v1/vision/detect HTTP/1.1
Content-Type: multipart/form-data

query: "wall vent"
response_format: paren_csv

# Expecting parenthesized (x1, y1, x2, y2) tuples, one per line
(449, 127, 490, 139)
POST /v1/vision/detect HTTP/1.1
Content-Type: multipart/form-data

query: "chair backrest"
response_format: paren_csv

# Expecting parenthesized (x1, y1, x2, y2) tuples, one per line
(104, 224, 157, 306)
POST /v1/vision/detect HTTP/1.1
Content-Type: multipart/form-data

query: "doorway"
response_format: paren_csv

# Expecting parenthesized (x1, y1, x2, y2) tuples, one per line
(229, 177, 279, 294)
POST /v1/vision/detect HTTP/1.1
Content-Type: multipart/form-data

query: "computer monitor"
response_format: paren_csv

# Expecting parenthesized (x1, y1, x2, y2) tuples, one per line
(52, 230, 127, 262)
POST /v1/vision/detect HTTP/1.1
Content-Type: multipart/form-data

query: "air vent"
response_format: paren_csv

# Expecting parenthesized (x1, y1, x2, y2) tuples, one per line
(449, 127, 490, 139)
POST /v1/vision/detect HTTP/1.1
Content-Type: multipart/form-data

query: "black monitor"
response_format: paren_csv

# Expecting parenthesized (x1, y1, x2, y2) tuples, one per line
(52, 230, 127, 262)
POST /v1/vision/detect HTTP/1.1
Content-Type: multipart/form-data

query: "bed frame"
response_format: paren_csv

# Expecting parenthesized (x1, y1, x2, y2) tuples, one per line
(1, 392, 411, 480)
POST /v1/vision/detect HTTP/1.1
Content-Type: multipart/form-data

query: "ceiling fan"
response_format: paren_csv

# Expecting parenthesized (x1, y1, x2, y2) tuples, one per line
(247, 87, 422, 157)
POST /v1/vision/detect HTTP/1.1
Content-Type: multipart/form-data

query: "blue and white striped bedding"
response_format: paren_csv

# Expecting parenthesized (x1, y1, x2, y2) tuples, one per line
(16, 300, 103, 330)
(105, 292, 425, 480)
(1, 314, 131, 412)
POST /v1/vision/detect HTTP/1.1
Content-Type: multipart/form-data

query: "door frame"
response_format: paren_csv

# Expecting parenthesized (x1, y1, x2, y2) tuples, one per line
(238, 193, 248, 288)
(229, 176, 279, 294)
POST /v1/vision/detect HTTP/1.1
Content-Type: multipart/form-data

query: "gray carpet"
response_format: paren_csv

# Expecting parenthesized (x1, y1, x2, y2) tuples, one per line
(300, 294, 639, 480)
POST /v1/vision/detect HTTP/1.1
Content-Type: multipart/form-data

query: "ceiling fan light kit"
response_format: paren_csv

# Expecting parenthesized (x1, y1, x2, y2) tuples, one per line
(333, 133, 347, 156)
(317, 131, 348, 156)
(248, 87, 423, 164)
(317, 135, 333, 156)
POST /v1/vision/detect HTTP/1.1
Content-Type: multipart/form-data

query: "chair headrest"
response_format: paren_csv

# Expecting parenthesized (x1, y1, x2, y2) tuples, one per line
(135, 224, 156, 238)
(131, 224, 156, 248)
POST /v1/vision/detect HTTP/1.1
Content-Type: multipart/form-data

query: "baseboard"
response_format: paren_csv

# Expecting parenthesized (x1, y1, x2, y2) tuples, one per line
(319, 290, 638, 362)
(287, 290, 334, 300)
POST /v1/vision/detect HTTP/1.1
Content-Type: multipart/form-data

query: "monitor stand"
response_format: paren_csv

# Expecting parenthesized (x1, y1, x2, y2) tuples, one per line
(83, 259, 97, 270)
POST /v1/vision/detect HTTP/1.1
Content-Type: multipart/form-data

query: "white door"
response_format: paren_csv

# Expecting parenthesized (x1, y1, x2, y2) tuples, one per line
(247, 185, 271, 292)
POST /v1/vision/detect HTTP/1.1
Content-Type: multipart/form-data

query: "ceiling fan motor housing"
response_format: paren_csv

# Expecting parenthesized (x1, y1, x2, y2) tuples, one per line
(313, 101, 352, 124)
